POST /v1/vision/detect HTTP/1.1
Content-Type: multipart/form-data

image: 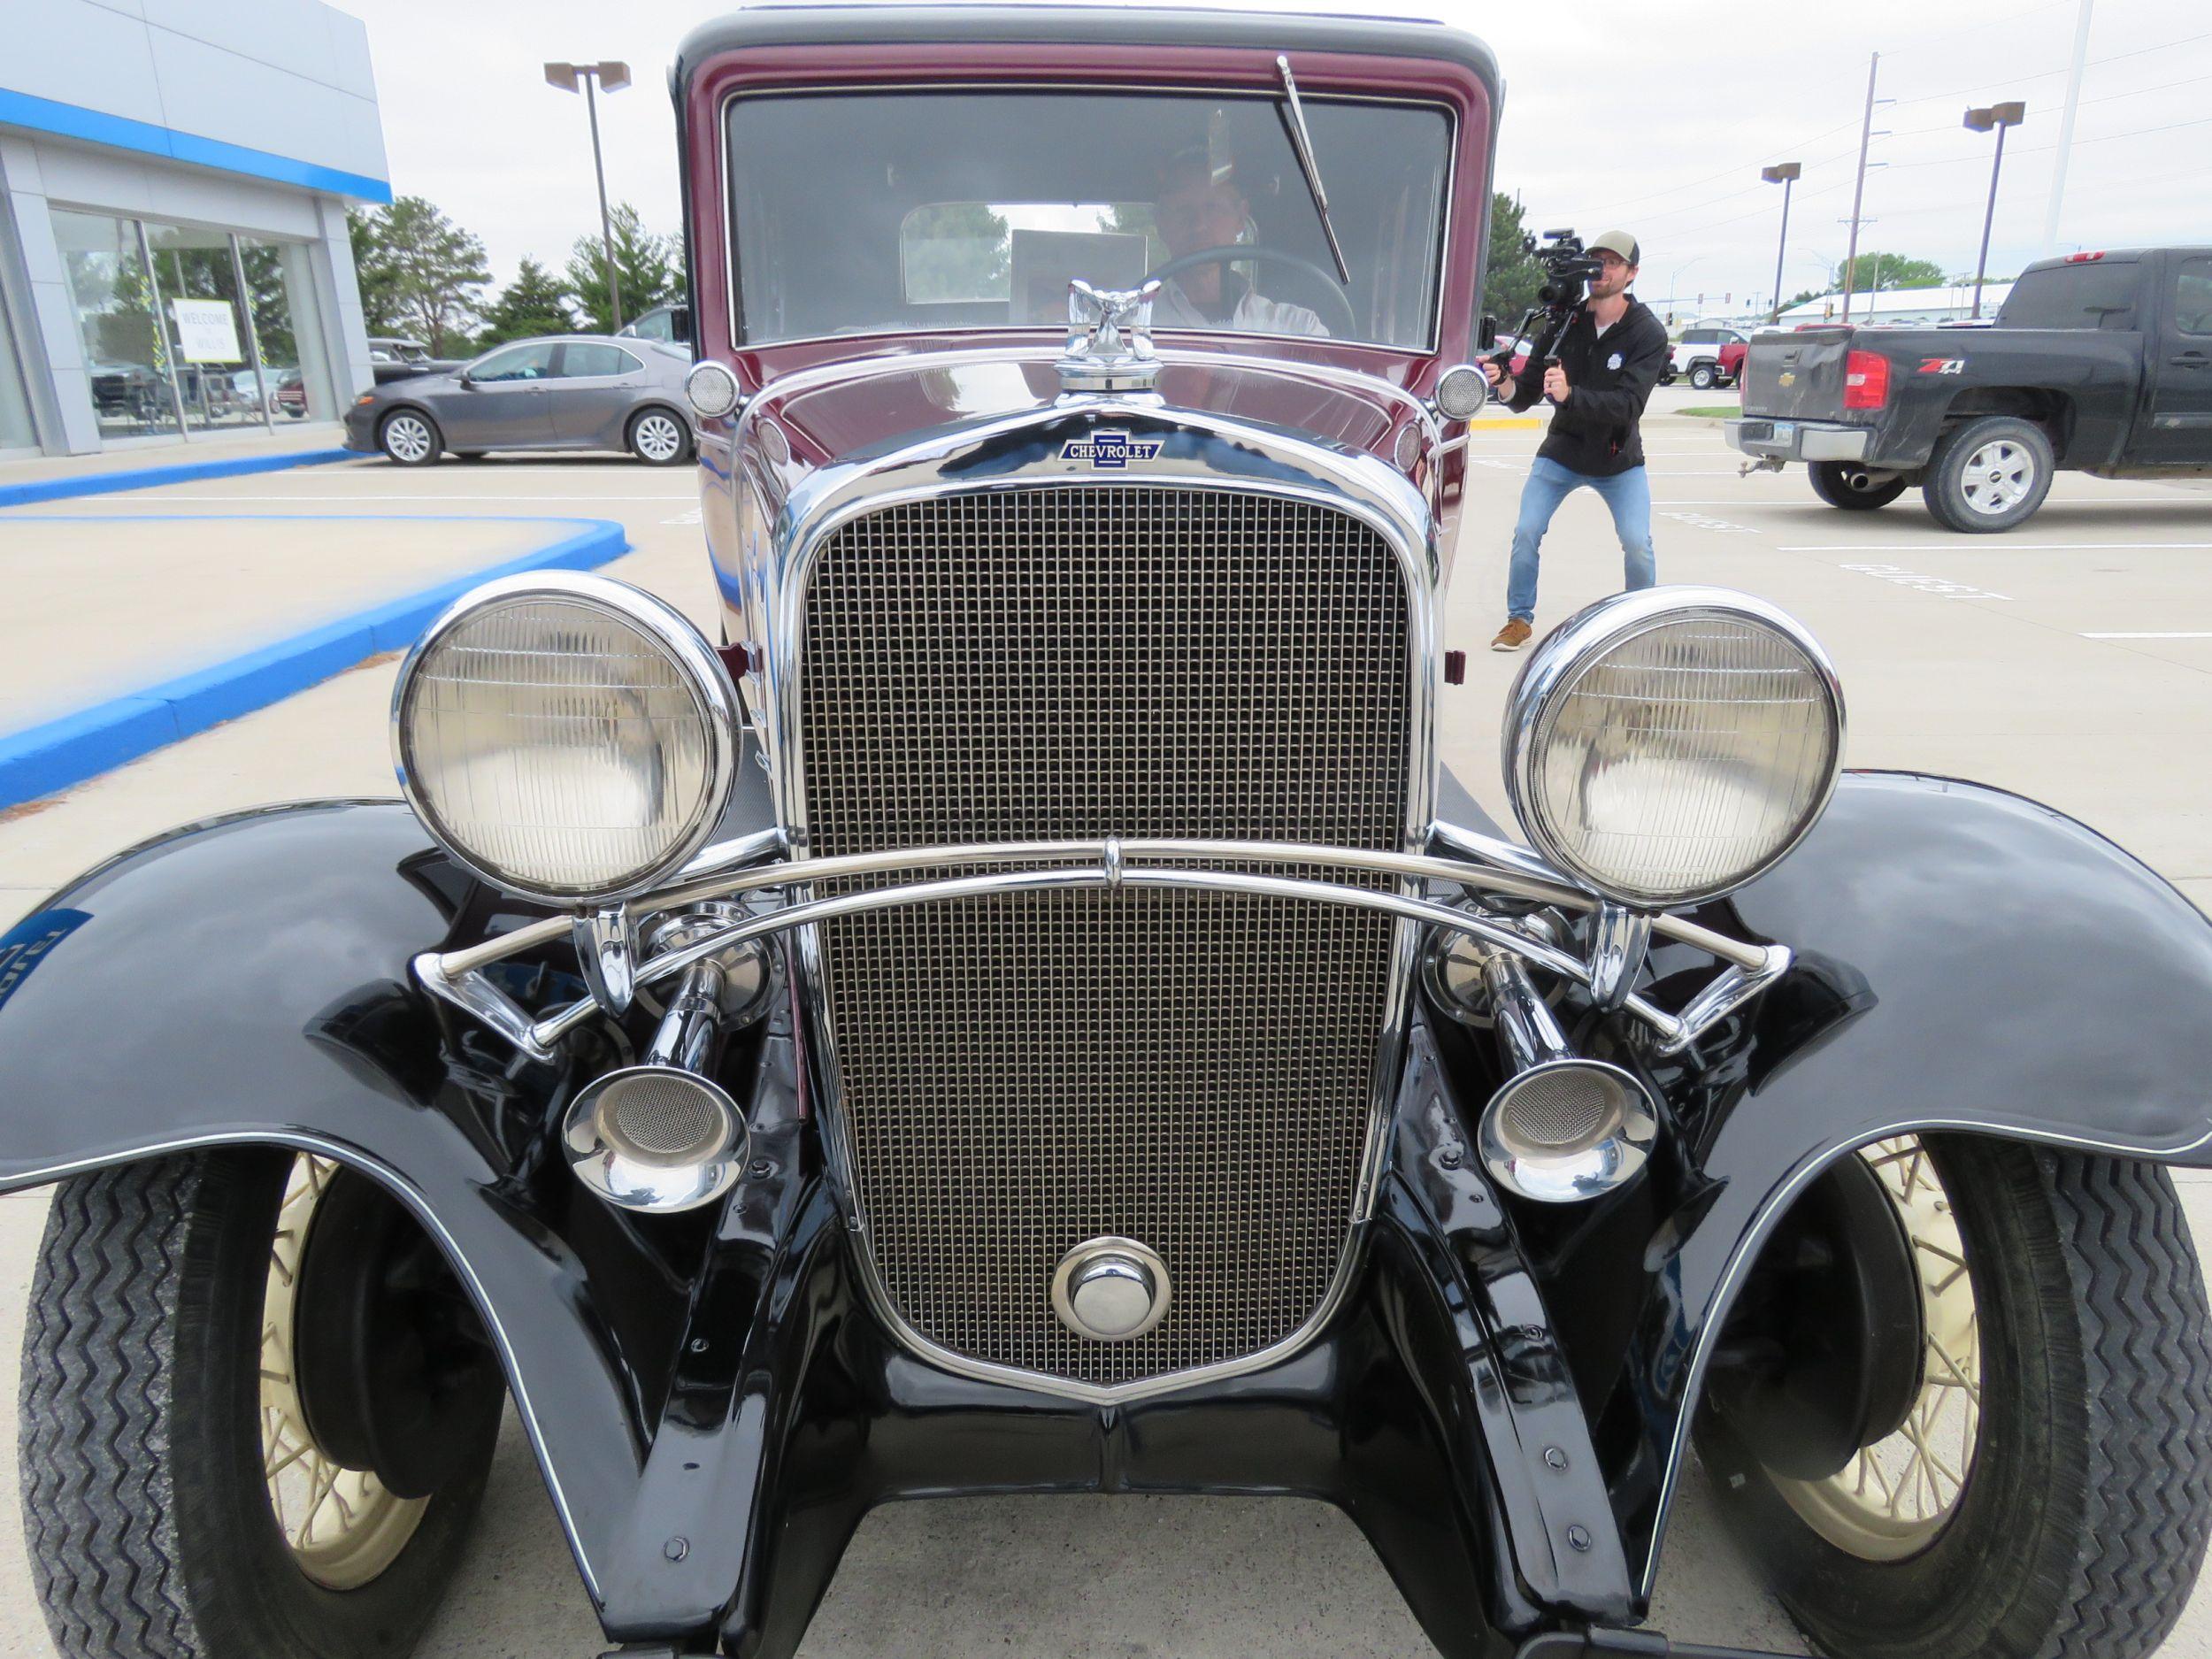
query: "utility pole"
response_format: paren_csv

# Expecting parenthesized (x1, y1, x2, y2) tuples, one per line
(1762, 163, 1801, 326)
(544, 61, 634, 331)
(1841, 52, 1879, 324)
(2045, 0, 2094, 250)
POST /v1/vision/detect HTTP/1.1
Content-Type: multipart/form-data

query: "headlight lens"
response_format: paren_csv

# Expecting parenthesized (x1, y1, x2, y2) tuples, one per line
(392, 573, 735, 901)
(1503, 588, 1843, 907)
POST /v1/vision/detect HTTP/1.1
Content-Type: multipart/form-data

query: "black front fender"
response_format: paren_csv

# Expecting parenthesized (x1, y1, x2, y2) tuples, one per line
(0, 801, 672, 1623)
(1616, 769, 2212, 1594)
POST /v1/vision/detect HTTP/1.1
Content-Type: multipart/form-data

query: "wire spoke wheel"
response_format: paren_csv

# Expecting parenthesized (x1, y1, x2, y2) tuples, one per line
(1770, 1136, 1981, 1561)
(260, 1155, 428, 1589)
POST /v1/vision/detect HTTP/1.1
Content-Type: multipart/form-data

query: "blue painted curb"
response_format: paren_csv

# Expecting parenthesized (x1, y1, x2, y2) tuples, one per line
(0, 448, 357, 509)
(0, 519, 629, 810)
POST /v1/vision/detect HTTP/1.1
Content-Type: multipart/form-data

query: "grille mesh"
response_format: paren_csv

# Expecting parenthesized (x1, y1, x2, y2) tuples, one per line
(798, 485, 1412, 1387)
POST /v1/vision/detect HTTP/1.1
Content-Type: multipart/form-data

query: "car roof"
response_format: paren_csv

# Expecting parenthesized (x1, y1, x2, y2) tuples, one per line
(675, 4, 1498, 87)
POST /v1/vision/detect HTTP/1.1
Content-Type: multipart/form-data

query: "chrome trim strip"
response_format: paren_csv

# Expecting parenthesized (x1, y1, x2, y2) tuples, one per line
(515, 864, 1671, 1052)
(1638, 1111, 2212, 1598)
(714, 81, 1458, 357)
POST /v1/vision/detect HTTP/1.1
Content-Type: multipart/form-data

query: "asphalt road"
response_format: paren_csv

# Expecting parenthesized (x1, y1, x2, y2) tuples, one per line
(4, 395, 2212, 1656)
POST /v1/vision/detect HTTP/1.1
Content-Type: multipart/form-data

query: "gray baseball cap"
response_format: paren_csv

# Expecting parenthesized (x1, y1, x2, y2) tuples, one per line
(1590, 229, 1641, 266)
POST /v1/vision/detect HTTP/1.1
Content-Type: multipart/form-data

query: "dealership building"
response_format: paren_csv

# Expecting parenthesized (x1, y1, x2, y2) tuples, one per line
(0, 0, 388, 459)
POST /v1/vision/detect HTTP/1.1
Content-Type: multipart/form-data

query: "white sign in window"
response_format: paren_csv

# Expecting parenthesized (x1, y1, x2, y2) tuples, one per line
(171, 298, 242, 365)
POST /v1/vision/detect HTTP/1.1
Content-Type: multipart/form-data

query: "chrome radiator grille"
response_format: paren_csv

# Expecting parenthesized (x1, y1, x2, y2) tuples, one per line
(797, 484, 1413, 1389)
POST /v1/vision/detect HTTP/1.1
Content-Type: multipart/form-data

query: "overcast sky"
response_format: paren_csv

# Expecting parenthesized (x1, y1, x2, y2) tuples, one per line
(349, 0, 2211, 317)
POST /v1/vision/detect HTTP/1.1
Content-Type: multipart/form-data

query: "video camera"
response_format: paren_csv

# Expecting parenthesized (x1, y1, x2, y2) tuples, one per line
(1486, 227, 1601, 379)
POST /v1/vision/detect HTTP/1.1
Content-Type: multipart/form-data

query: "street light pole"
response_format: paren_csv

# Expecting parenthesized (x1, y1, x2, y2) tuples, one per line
(1761, 163, 1801, 326)
(544, 60, 634, 331)
(1965, 100, 2027, 320)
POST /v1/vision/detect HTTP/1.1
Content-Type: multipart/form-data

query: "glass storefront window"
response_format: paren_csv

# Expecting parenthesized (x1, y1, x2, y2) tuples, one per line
(241, 235, 336, 423)
(51, 208, 180, 442)
(146, 220, 263, 433)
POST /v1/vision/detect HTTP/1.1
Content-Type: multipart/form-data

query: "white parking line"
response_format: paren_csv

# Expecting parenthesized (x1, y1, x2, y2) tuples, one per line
(2082, 632, 2212, 639)
(1782, 541, 2212, 553)
(1839, 561, 2012, 600)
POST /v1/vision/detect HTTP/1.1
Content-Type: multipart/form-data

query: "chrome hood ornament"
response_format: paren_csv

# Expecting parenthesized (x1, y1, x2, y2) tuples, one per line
(1059, 277, 1164, 396)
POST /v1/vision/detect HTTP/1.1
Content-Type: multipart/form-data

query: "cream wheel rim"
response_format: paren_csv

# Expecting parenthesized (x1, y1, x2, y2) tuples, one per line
(1772, 1137, 1982, 1561)
(260, 1155, 430, 1589)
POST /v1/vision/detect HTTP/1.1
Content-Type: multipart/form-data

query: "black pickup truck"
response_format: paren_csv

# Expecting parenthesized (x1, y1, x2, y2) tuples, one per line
(1727, 247, 2212, 531)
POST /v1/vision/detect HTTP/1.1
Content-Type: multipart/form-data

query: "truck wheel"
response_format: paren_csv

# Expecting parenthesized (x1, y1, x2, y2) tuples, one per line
(1922, 415, 2054, 532)
(1698, 1135, 2212, 1659)
(20, 1150, 502, 1659)
(377, 409, 442, 466)
(1690, 363, 1717, 390)
(1809, 462, 1908, 511)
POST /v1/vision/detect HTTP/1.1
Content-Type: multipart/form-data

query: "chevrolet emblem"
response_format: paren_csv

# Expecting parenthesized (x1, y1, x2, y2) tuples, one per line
(1778, 371, 1796, 388)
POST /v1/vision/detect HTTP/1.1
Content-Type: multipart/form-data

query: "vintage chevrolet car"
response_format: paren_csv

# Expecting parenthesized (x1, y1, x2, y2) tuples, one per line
(7, 9, 2212, 1659)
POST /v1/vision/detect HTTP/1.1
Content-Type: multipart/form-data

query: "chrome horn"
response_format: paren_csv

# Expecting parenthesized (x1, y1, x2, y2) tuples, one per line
(1473, 950, 1658, 1203)
(564, 906, 770, 1213)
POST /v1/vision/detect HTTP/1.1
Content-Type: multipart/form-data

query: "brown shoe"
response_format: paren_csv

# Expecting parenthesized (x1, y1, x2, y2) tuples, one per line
(1490, 618, 1532, 652)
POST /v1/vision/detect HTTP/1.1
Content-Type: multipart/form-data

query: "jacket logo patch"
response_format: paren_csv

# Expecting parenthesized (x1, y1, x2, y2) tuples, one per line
(1919, 358, 1967, 375)
(1607, 352, 1623, 371)
(1062, 429, 1163, 470)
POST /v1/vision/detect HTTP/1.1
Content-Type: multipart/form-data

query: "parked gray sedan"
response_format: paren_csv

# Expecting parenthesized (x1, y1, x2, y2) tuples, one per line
(342, 334, 696, 466)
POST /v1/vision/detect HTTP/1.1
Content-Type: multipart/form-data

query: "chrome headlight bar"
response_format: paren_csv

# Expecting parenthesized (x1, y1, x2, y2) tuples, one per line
(411, 826, 1792, 1066)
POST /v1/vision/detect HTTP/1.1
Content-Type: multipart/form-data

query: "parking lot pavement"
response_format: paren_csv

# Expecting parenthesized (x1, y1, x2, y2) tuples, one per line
(4, 434, 2212, 1656)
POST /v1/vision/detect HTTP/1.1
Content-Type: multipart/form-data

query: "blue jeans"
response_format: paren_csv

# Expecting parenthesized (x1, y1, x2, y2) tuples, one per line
(1506, 457, 1657, 622)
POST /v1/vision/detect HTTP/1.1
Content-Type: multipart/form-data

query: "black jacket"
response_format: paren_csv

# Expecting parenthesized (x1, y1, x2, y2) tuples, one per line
(1506, 295, 1669, 476)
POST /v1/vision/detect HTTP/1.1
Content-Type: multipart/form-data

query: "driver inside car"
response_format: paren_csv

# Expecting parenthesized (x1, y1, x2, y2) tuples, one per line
(1148, 149, 1329, 338)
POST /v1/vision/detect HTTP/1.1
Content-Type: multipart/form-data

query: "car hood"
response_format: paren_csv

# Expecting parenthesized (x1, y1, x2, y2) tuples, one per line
(741, 348, 1428, 488)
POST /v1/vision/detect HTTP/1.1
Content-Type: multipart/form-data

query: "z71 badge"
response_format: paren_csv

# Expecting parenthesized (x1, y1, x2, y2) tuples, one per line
(1063, 429, 1164, 469)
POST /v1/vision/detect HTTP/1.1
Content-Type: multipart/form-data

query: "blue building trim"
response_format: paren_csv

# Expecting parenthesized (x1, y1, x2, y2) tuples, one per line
(0, 87, 392, 203)
(0, 518, 630, 809)
(0, 447, 357, 508)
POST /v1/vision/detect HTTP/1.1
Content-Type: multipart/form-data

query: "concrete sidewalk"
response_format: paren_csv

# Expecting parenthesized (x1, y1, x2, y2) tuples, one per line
(0, 423, 349, 492)
(0, 513, 586, 729)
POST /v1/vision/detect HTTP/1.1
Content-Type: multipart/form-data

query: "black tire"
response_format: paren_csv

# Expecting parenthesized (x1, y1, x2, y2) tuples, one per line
(376, 408, 442, 467)
(1921, 414, 2054, 533)
(1699, 1137, 2212, 1659)
(1659, 367, 1678, 386)
(1809, 461, 1909, 511)
(19, 1151, 498, 1659)
(626, 405, 693, 466)
(1690, 363, 1717, 390)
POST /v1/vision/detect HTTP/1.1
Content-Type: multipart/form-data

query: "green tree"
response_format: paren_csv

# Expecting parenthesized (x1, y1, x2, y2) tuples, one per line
(1483, 192, 1545, 322)
(1836, 251, 1948, 294)
(565, 204, 679, 333)
(349, 196, 491, 354)
(473, 257, 576, 347)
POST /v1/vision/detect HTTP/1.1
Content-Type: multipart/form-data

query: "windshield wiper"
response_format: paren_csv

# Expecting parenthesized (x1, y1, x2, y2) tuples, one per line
(1275, 55, 1352, 286)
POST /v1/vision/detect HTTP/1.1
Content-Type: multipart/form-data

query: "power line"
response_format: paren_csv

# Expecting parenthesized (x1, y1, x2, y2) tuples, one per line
(1882, 110, 2212, 169)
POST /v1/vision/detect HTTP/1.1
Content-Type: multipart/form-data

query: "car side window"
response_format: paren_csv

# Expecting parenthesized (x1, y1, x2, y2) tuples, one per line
(471, 343, 558, 382)
(558, 343, 641, 378)
(2176, 258, 2212, 337)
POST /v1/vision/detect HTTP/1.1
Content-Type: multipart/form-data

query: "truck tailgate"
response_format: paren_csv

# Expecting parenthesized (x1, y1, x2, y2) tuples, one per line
(1744, 329, 1851, 419)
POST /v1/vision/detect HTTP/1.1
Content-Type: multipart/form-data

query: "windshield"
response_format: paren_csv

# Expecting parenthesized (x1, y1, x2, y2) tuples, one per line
(727, 88, 1451, 349)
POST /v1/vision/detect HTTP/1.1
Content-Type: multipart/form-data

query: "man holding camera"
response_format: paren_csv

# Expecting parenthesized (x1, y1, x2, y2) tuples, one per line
(1483, 230, 1667, 651)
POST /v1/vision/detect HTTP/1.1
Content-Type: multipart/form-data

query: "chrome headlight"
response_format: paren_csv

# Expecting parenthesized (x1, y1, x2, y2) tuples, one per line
(1503, 588, 1843, 908)
(391, 572, 736, 902)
